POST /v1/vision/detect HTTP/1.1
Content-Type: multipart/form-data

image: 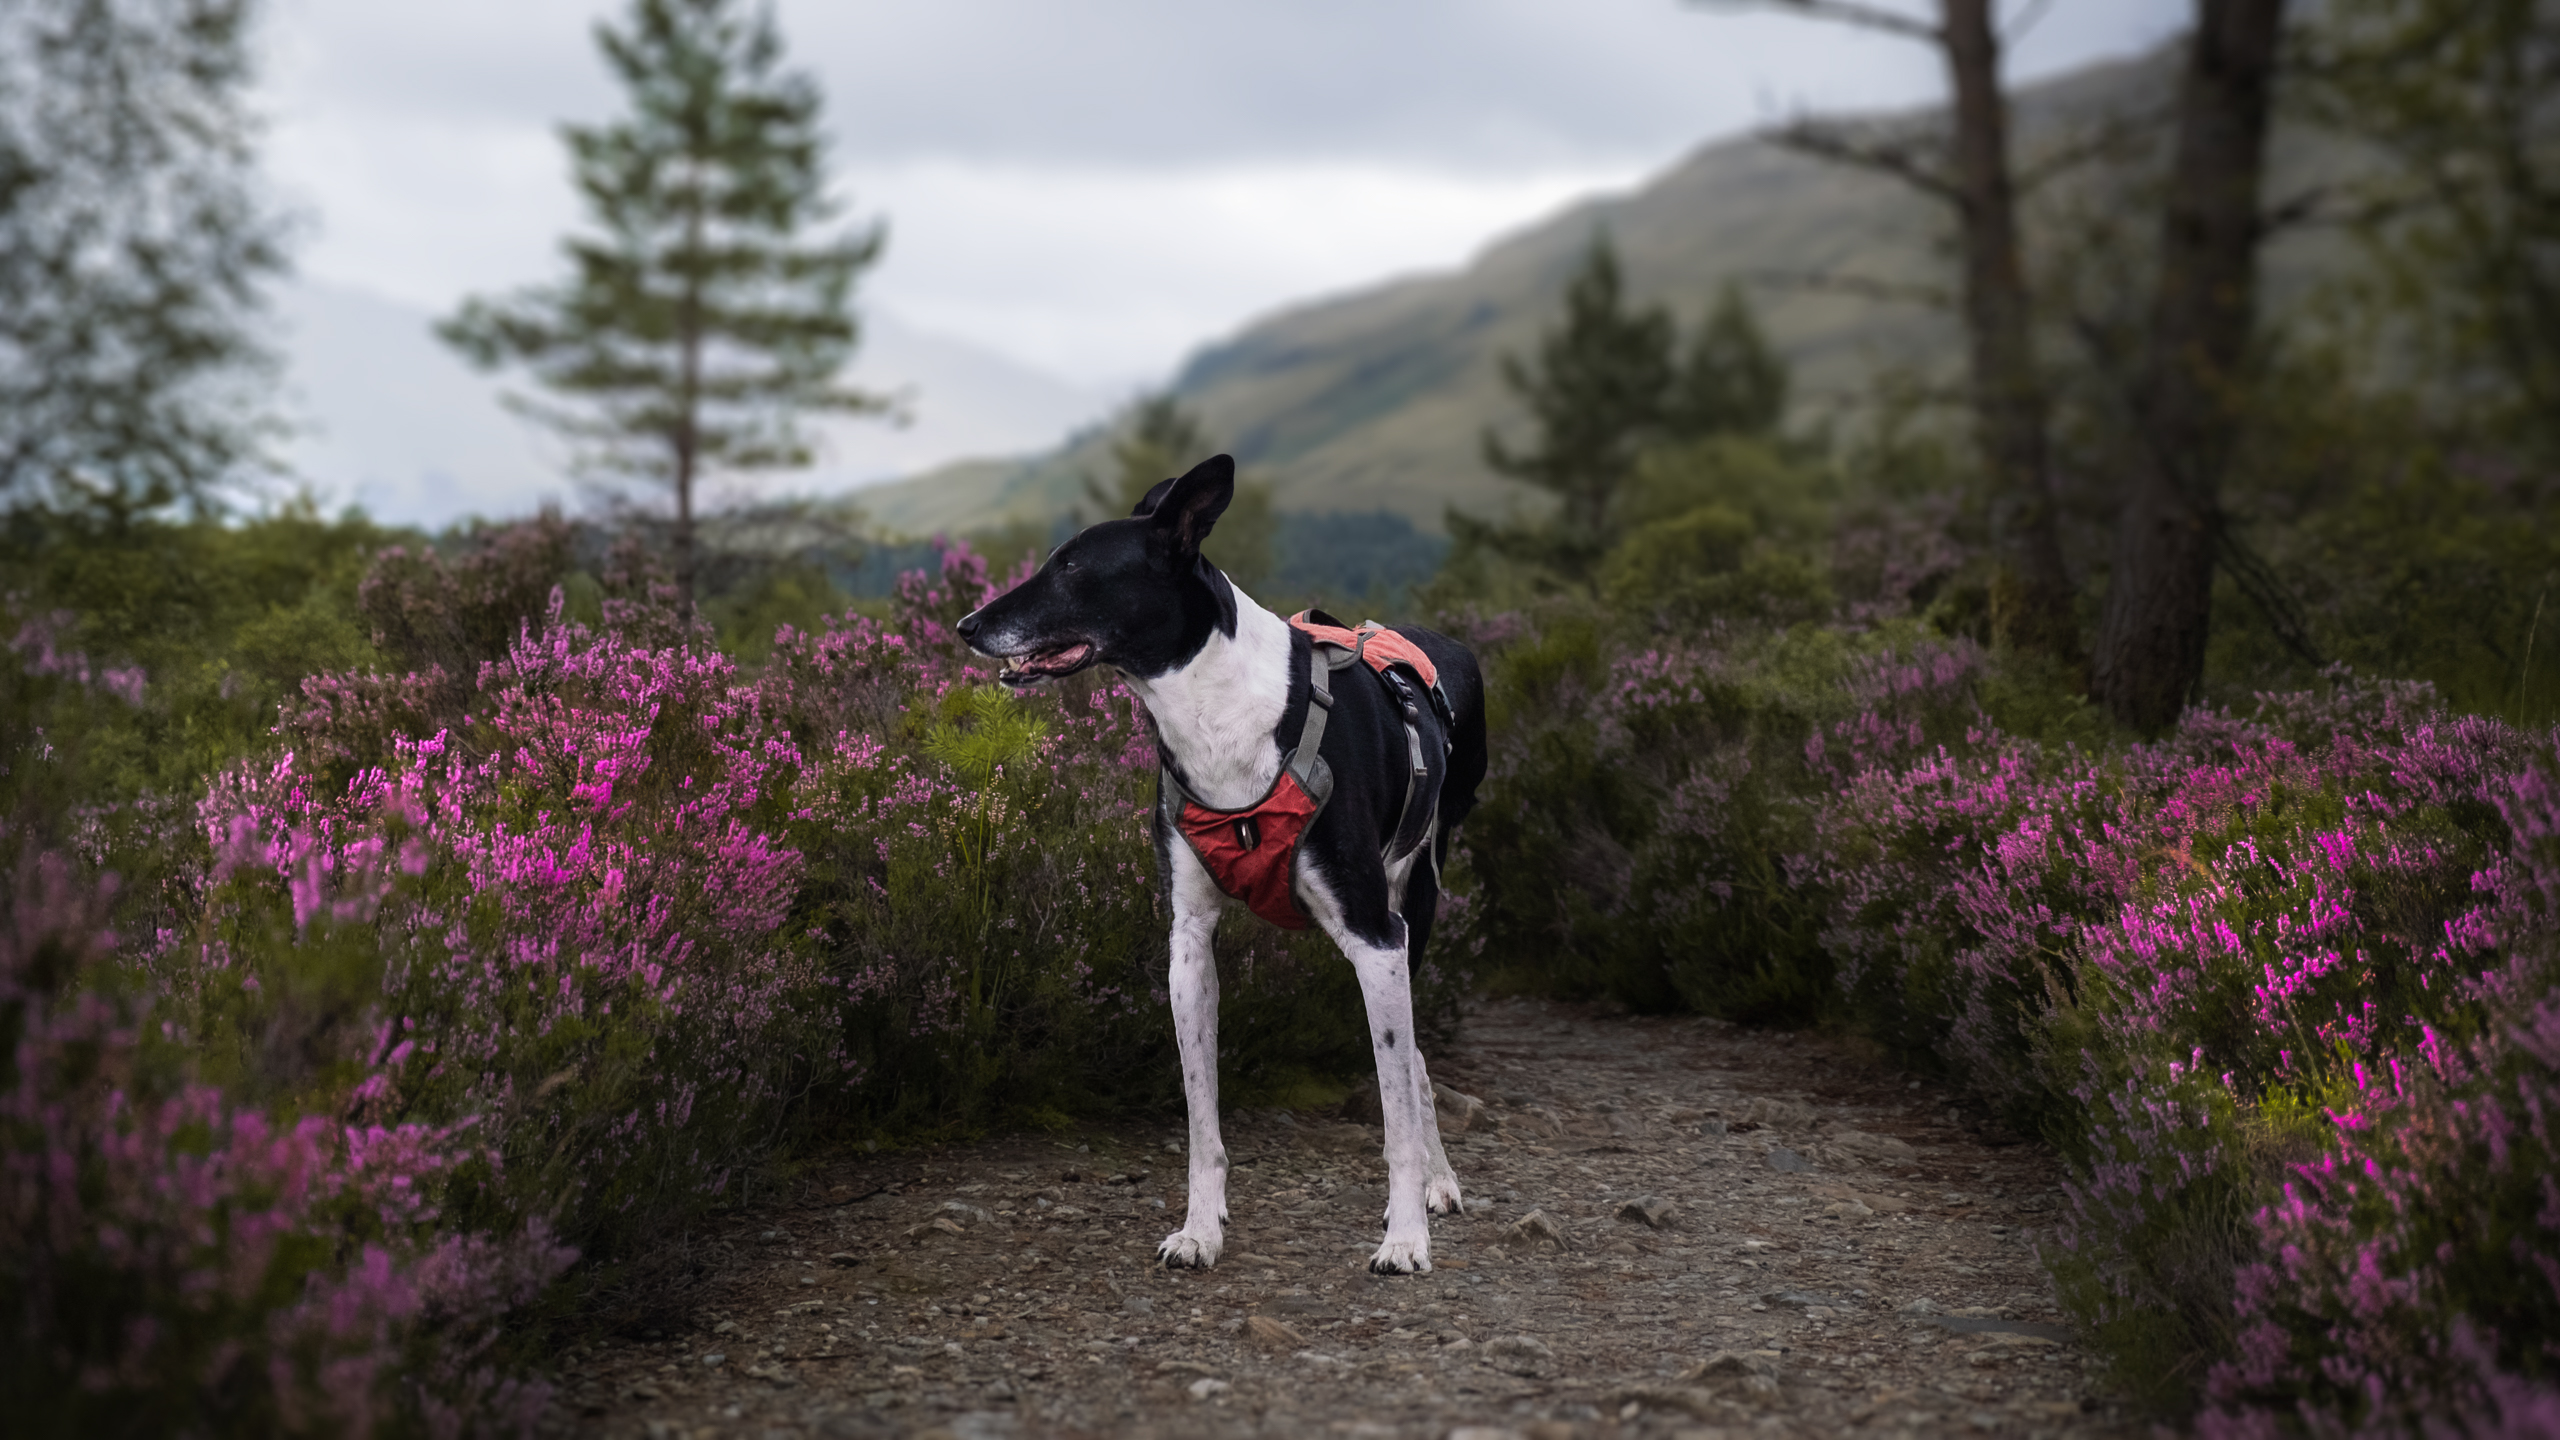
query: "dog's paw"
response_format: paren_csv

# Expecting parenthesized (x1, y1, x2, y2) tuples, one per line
(1157, 1230, 1222, 1270)
(1368, 1236, 1432, 1275)
(1425, 1174, 1464, 1216)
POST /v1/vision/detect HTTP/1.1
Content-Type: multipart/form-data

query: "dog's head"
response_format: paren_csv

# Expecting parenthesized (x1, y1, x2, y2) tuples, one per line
(957, 453, 1240, 687)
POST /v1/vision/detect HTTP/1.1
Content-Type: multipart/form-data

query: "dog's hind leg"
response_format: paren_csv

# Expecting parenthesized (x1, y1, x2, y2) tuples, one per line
(1392, 854, 1463, 1217)
(1157, 851, 1230, 1270)
(1305, 868, 1438, 1275)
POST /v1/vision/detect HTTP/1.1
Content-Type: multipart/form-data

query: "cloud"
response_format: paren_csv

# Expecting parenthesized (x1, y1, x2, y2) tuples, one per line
(255, 0, 2188, 515)
(858, 158, 1634, 383)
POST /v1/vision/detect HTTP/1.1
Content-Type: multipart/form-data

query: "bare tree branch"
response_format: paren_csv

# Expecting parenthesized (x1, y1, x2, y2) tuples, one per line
(2013, 106, 2170, 194)
(2215, 526, 2325, 667)
(2001, 0, 2059, 46)
(1768, 116, 1963, 204)
(1687, 0, 1942, 44)
(2259, 184, 2335, 235)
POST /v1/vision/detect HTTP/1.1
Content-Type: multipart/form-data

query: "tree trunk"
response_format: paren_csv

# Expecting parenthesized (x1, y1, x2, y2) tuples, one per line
(2092, 0, 2287, 732)
(674, 196, 704, 607)
(1942, 0, 2078, 662)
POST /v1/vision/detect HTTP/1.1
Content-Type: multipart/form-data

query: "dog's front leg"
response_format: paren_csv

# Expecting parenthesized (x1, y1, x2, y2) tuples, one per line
(1157, 854, 1230, 1269)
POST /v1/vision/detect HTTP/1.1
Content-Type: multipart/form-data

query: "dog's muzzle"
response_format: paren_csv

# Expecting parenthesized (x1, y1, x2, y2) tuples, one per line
(995, 641, 1095, 687)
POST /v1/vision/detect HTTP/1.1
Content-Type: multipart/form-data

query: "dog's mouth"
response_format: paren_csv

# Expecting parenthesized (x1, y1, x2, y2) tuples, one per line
(996, 640, 1097, 687)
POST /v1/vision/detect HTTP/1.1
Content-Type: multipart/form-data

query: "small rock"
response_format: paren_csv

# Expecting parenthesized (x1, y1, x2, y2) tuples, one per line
(1513, 1106, 1568, 1139)
(904, 1215, 966, 1240)
(1245, 1315, 1306, 1348)
(1679, 1348, 1784, 1402)
(1615, 1195, 1677, 1228)
(1187, 1377, 1230, 1400)
(1766, 1290, 1841, 1309)
(700, 1352, 726, 1367)
(1293, 1349, 1352, 1374)
(1899, 1297, 1942, 1316)
(1122, 1295, 1155, 1316)
(1433, 1083, 1487, 1133)
(941, 1201, 996, 1225)
(624, 1382, 661, 1402)
(1827, 1129, 1917, 1162)
(714, 1319, 740, 1334)
(1740, 1097, 1817, 1129)
(1447, 1428, 1527, 1440)
(1612, 1385, 1730, 1422)
(1766, 1147, 1811, 1174)
(1482, 1334, 1556, 1375)
(824, 1251, 860, 1267)
(1502, 1208, 1568, 1249)
(1823, 1199, 1874, 1219)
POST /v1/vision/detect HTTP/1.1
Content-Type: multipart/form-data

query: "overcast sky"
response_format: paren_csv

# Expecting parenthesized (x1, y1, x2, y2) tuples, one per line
(254, 0, 2185, 523)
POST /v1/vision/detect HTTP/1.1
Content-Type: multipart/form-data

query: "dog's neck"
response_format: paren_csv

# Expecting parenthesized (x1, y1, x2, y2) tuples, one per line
(1121, 589, 1293, 810)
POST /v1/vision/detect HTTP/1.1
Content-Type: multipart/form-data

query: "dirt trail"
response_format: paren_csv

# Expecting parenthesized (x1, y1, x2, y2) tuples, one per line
(551, 999, 2137, 1440)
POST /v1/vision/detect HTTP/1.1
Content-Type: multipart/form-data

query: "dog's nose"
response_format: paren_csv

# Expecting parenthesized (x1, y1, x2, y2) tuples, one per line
(956, 608, 983, 642)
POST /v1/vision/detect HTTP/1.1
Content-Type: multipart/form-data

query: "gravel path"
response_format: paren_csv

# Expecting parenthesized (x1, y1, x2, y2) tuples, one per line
(551, 999, 2137, 1440)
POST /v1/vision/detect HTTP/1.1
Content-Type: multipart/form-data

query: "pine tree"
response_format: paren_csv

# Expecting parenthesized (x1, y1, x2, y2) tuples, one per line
(440, 0, 887, 601)
(1481, 235, 1676, 572)
(0, 0, 286, 516)
(1086, 393, 1276, 592)
(1667, 284, 1788, 439)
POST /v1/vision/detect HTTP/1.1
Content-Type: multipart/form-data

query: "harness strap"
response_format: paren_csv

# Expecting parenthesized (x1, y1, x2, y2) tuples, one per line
(1159, 624, 1448, 930)
(1290, 645, 1335, 791)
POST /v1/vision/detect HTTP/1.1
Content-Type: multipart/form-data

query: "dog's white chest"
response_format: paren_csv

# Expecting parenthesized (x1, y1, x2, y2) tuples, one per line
(1122, 602, 1295, 811)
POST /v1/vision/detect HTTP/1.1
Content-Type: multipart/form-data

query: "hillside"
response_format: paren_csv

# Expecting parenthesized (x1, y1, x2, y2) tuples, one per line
(859, 39, 2325, 540)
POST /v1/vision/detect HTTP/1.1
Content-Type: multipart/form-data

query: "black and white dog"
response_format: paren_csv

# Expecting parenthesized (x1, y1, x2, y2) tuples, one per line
(957, 455, 1487, 1275)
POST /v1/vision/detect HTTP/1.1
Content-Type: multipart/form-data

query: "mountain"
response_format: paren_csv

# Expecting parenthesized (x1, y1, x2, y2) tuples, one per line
(276, 279, 1107, 531)
(860, 43, 2232, 539)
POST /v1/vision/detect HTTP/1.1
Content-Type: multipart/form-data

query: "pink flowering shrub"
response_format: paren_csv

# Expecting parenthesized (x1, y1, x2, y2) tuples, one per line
(2193, 747, 2560, 1436)
(10, 520, 1452, 1430)
(1446, 612, 1982, 1020)
(189, 536, 1440, 1274)
(1812, 668, 2539, 1409)
(204, 581, 840, 1261)
(2, 846, 571, 1436)
(1458, 597, 2556, 1423)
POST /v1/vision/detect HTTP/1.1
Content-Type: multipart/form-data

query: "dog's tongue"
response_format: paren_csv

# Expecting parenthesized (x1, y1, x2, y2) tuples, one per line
(1001, 641, 1093, 684)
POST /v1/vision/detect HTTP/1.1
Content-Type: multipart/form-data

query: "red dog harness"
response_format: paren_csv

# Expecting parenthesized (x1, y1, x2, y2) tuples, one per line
(1159, 612, 1449, 930)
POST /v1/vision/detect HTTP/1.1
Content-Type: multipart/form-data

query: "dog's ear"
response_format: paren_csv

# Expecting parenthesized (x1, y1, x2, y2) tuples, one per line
(1147, 454, 1234, 556)
(1129, 477, 1178, 518)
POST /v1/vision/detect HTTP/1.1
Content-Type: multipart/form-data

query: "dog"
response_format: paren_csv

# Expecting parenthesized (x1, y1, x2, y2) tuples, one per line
(957, 454, 1487, 1275)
